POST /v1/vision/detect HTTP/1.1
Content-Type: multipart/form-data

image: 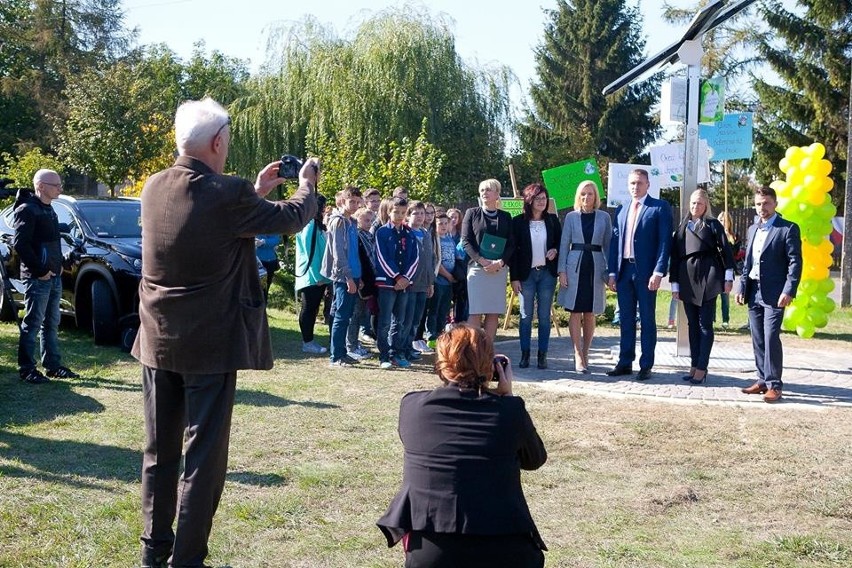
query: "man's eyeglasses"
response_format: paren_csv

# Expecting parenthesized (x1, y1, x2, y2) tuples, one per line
(214, 117, 231, 139)
(42, 182, 63, 189)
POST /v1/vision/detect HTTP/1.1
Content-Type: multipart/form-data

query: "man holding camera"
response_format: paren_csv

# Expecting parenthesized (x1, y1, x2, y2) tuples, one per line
(132, 97, 318, 568)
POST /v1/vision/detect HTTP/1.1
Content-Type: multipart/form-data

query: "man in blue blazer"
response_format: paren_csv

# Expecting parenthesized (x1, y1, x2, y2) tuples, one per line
(736, 186, 802, 403)
(607, 169, 672, 380)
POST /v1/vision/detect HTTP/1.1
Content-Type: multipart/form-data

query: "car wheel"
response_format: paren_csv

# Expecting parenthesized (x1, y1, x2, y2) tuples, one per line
(91, 279, 118, 345)
(120, 326, 137, 353)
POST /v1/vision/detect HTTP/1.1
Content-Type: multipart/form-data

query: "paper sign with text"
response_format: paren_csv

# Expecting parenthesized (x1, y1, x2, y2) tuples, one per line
(541, 158, 604, 210)
(649, 141, 712, 188)
(698, 112, 753, 161)
(606, 164, 662, 208)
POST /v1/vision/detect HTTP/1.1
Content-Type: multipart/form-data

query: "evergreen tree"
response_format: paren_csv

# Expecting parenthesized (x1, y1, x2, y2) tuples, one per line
(517, 0, 661, 181)
(752, 0, 851, 209)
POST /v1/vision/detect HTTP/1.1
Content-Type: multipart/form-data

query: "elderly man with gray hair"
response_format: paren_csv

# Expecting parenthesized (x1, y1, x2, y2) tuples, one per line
(12, 168, 80, 384)
(133, 97, 318, 568)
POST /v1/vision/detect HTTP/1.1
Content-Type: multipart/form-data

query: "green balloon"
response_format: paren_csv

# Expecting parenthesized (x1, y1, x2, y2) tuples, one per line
(796, 323, 815, 339)
(818, 278, 835, 294)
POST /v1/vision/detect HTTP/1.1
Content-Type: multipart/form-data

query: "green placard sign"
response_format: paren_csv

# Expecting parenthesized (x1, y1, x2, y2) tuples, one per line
(500, 198, 524, 218)
(541, 158, 604, 210)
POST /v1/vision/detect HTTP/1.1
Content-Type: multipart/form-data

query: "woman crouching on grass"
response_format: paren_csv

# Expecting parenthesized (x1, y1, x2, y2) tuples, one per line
(377, 324, 547, 567)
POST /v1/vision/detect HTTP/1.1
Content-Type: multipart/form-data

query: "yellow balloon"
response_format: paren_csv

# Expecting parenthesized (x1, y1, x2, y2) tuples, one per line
(807, 188, 826, 205)
(799, 156, 813, 172)
(808, 142, 826, 160)
(817, 160, 833, 177)
(821, 177, 834, 192)
(769, 179, 787, 191)
(812, 265, 830, 280)
(818, 239, 834, 255)
(778, 157, 790, 172)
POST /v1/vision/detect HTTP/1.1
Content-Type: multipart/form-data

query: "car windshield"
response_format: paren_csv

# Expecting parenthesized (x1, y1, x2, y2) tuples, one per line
(77, 201, 142, 238)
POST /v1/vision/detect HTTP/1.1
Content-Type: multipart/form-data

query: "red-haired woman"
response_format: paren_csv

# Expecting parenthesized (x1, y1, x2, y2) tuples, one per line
(378, 324, 547, 567)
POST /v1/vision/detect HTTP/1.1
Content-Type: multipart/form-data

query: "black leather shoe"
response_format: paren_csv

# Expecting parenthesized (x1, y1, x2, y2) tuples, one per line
(606, 366, 633, 377)
(636, 368, 652, 380)
(681, 375, 694, 382)
(537, 351, 547, 369)
(519, 350, 530, 368)
(141, 547, 170, 568)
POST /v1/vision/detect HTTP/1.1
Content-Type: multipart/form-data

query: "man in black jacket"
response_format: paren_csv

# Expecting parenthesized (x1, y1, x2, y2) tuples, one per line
(13, 169, 80, 384)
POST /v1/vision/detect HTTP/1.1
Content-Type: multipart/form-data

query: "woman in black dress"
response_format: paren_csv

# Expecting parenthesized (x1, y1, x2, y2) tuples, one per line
(556, 181, 611, 373)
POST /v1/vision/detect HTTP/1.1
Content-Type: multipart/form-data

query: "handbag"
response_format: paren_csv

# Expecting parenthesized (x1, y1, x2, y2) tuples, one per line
(479, 233, 507, 261)
(452, 258, 468, 282)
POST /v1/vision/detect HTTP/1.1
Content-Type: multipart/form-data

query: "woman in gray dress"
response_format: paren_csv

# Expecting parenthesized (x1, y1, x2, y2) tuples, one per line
(557, 181, 611, 372)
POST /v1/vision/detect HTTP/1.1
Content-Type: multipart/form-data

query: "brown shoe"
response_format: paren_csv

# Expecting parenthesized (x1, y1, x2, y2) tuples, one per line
(763, 389, 783, 403)
(741, 382, 768, 395)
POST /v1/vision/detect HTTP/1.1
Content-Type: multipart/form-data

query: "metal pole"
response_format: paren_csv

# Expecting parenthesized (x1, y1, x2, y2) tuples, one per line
(841, 58, 852, 307)
(675, 40, 704, 356)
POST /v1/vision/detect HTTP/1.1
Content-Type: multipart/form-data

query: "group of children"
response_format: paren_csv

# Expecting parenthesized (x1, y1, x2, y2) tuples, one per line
(293, 185, 467, 369)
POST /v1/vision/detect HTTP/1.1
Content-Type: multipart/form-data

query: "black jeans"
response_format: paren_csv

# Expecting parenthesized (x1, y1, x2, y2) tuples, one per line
(404, 531, 544, 568)
(298, 284, 327, 343)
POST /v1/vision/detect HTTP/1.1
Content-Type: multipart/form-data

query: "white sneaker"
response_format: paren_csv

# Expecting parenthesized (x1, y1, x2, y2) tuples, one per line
(380, 360, 393, 370)
(347, 351, 366, 361)
(302, 341, 327, 354)
(413, 340, 434, 354)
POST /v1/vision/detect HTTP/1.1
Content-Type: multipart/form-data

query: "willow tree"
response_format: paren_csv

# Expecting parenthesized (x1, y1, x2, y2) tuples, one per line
(227, 9, 512, 202)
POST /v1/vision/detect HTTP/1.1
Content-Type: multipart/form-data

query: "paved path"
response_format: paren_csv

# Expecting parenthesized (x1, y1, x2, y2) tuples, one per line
(500, 333, 852, 408)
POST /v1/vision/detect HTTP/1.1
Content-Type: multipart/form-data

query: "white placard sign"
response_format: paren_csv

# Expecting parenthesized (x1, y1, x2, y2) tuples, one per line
(660, 77, 687, 124)
(606, 164, 662, 208)
(648, 140, 712, 188)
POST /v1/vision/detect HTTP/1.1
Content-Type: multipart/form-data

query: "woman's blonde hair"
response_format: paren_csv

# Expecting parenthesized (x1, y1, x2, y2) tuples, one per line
(435, 325, 494, 389)
(573, 180, 601, 212)
(478, 178, 502, 194)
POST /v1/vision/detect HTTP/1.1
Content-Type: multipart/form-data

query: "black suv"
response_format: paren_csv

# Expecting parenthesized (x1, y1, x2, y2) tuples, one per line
(0, 195, 144, 348)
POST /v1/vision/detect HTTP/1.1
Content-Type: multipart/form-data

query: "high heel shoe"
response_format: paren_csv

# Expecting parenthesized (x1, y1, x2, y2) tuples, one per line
(689, 370, 708, 385)
(681, 367, 697, 382)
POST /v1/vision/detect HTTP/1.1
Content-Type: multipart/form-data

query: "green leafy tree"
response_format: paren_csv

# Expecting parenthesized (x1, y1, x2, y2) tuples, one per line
(0, 148, 65, 188)
(312, 120, 445, 200)
(751, 0, 851, 209)
(516, 0, 661, 183)
(228, 9, 510, 203)
(57, 44, 251, 196)
(0, 0, 131, 155)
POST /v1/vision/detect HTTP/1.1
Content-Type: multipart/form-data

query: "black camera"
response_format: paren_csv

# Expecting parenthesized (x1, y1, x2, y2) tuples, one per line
(492, 355, 509, 381)
(278, 154, 303, 179)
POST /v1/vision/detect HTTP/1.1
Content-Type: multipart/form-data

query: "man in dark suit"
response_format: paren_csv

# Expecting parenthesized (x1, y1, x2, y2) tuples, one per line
(736, 186, 802, 403)
(607, 169, 672, 380)
(132, 97, 318, 568)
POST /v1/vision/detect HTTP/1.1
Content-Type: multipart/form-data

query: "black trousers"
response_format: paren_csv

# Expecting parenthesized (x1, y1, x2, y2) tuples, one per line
(260, 260, 278, 301)
(298, 284, 327, 343)
(683, 297, 717, 371)
(404, 532, 544, 568)
(140, 366, 237, 568)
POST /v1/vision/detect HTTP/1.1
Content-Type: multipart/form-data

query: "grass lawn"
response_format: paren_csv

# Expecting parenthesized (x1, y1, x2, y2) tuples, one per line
(1, 305, 852, 567)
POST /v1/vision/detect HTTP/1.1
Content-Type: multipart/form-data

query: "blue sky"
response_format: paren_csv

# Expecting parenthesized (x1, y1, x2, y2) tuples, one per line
(121, 0, 695, 95)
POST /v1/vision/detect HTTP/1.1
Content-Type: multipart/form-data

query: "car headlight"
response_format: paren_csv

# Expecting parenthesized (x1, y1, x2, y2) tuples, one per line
(117, 253, 142, 271)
